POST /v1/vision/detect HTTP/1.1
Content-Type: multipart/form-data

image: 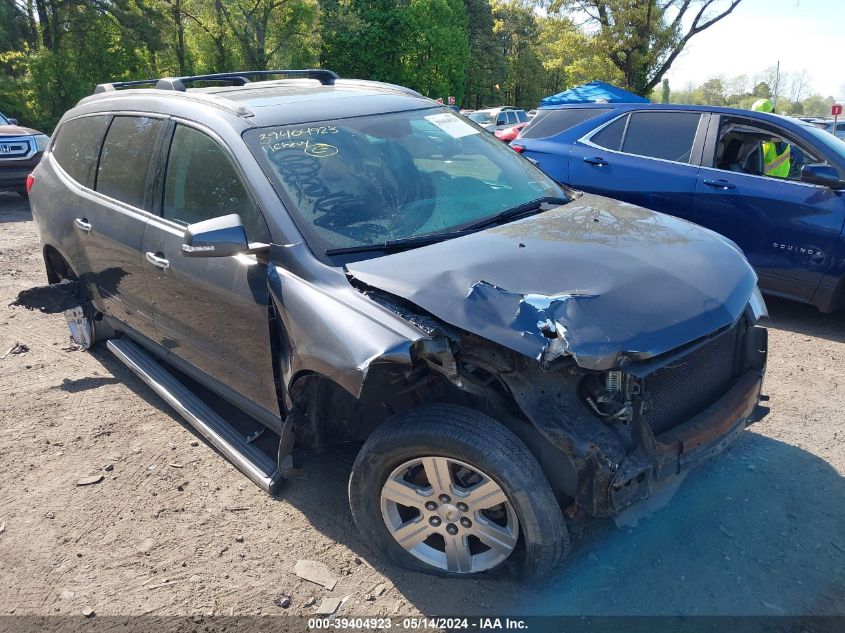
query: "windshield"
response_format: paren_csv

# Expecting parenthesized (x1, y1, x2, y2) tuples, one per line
(246, 107, 565, 258)
(0, 113, 8, 125)
(467, 111, 496, 125)
(801, 123, 845, 161)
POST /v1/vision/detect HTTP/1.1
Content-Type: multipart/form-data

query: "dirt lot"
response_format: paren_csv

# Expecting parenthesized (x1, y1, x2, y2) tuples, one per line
(0, 191, 843, 619)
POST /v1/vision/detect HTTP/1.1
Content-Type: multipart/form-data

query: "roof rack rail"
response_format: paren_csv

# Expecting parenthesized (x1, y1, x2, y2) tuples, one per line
(93, 69, 340, 95)
(93, 78, 159, 94)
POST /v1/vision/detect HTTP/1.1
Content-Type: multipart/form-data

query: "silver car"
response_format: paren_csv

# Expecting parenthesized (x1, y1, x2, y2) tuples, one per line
(467, 107, 529, 132)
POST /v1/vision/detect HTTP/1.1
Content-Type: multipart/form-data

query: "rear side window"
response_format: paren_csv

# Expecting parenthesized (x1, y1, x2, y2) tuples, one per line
(516, 111, 529, 123)
(96, 116, 163, 208)
(621, 111, 701, 163)
(591, 115, 627, 150)
(51, 115, 111, 188)
(523, 108, 612, 140)
(163, 124, 269, 242)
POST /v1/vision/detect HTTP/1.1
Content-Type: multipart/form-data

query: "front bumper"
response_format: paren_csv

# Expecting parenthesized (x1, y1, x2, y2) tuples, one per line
(654, 371, 762, 478)
(503, 316, 768, 519)
(0, 153, 42, 188)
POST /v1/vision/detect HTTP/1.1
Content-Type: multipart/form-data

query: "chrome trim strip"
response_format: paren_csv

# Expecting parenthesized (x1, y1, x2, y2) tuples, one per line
(0, 136, 36, 161)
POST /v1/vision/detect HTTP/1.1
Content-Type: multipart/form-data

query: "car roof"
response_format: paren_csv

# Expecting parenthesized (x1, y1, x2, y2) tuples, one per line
(537, 101, 818, 132)
(74, 77, 439, 128)
(474, 106, 519, 113)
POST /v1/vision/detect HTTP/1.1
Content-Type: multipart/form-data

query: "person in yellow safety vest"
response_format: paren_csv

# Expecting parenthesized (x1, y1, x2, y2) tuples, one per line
(751, 98, 791, 178)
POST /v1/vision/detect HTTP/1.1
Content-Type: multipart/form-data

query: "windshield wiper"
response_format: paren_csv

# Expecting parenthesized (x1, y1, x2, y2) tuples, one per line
(325, 196, 569, 257)
(325, 231, 463, 256)
(455, 196, 569, 233)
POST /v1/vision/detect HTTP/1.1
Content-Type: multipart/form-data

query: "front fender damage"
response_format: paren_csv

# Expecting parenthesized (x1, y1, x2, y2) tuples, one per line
(266, 255, 426, 405)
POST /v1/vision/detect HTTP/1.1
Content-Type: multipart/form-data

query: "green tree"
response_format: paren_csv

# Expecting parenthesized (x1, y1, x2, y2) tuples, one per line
(320, 0, 413, 84)
(405, 0, 469, 102)
(802, 94, 835, 118)
(320, 0, 469, 102)
(692, 77, 725, 105)
(549, 0, 744, 96)
(463, 0, 505, 109)
(537, 14, 622, 97)
(492, 0, 545, 108)
(751, 81, 771, 98)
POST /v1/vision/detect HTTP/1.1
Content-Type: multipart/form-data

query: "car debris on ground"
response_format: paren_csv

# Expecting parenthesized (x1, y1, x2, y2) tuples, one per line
(295, 559, 338, 590)
(76, 474, 104, 486)
(315, 597, 343, 616)
(1, 342, 28, 359)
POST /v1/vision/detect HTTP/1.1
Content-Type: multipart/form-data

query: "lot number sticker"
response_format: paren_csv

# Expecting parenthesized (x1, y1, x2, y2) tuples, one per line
(425, 113, 479, 139)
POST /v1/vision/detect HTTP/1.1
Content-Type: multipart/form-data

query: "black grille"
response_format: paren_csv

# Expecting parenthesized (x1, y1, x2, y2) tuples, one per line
(642, 324, 740, 435)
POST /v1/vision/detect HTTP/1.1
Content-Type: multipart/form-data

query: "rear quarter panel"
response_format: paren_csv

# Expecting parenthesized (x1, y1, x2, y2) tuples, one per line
(29, 155, 88, 281)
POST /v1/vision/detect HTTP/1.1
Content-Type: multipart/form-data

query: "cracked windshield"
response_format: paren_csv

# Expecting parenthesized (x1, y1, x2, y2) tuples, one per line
(247, 108, 565, 254)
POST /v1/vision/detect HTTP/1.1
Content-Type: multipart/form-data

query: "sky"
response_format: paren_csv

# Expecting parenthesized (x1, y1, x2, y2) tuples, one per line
(663, 0, 844, 101)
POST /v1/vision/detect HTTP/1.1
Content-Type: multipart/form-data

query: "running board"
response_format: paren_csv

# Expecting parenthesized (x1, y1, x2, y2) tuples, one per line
(107, 338, 282, 494)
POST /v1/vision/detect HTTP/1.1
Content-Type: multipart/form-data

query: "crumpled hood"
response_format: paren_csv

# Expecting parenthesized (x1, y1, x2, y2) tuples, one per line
(346, 195, 758, 370)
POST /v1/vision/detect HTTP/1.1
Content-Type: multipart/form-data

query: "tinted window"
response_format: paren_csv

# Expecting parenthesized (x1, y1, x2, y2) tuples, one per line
(516, 111, 529, 123)
(96, 116, 163, 208)
(521, 108, 611, 139)
(506, 111, 518, 125)
(591, 115, 627, 150)
(51, 115, 111, 188)
(496, 113, 507, 125)
(622, 111, 700, 163)
(163, 125, 268, 242)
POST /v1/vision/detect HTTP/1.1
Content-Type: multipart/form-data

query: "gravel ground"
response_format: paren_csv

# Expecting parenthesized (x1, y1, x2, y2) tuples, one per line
(0, 191, 843, 618)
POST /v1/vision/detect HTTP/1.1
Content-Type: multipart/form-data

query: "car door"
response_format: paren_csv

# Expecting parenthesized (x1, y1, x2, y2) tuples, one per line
(141, 121, 279, 418)
(516, 107, 613, 182)
(568, 110, 707, 219)
(75, 114, 164, 341)
(693, 114, 845, 301)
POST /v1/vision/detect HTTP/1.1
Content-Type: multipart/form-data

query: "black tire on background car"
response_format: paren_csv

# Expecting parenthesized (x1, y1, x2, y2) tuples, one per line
(348, 404, 569, 580)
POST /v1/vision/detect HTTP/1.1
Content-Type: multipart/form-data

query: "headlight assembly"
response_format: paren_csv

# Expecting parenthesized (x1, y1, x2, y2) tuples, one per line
(33, 134, 50, 152)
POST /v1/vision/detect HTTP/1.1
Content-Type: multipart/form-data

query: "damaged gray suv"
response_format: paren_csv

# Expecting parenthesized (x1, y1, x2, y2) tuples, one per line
(26, 70, 768, 580)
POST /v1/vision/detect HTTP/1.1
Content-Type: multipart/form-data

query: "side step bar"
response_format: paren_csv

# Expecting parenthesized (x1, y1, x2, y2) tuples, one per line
(107, 338, 282, 494)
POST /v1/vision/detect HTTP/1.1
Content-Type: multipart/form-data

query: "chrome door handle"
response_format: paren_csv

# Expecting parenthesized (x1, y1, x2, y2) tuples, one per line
(74, 218, 92, 233)
(703, 178, 736, 190)
(145, 251, 170, 270)
(583, 156, 608, 166)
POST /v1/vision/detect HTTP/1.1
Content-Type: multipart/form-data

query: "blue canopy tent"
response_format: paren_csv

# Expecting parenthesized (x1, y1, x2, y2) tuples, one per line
(539, 81, 649, 107)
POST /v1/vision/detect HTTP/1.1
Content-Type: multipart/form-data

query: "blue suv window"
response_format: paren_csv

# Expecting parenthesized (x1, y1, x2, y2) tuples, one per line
(521, 108, 610, 140)
(591, 115, 627, 150)
(622, 111, 700, 163)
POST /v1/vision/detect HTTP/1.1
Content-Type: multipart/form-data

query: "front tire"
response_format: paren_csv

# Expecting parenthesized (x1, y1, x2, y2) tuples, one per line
(348, 404, 569, 580)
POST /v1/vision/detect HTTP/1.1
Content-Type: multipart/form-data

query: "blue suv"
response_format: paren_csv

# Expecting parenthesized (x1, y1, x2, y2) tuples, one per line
(514, 104, 845, 312)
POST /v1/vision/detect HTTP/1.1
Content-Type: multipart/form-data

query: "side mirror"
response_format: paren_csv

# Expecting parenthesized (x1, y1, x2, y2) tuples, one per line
(8, 118, 17, 126)
(800, 164, 843, 188)
(182, 214, 249, 258)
